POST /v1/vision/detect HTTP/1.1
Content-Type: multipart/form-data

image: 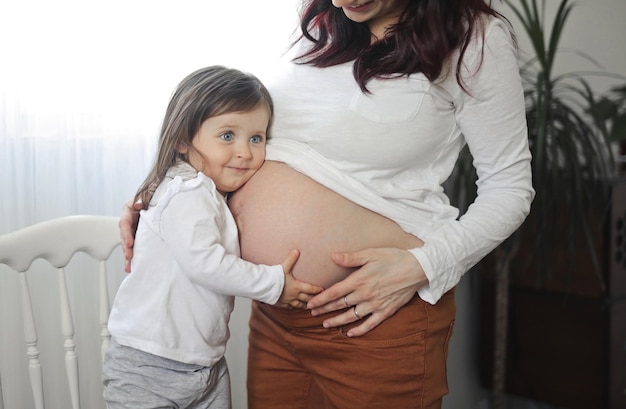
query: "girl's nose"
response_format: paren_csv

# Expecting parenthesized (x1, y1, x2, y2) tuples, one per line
(235, 143, 253, 159)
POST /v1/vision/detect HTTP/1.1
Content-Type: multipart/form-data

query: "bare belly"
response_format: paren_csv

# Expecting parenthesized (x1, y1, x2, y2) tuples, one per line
(228, 161, 423, 288)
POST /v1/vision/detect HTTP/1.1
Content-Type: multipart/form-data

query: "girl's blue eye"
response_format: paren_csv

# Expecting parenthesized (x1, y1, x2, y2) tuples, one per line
(221, 132, 234, 141)
(250, 135, 263, 144)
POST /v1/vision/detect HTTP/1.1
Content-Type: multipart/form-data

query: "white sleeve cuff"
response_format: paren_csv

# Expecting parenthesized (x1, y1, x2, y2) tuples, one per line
(408, 247, 441, 305)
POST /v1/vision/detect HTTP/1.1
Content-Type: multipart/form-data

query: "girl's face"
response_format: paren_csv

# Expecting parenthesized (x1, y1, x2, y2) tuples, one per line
(332, 0, 410, 39)
(180, 104, 270, 195)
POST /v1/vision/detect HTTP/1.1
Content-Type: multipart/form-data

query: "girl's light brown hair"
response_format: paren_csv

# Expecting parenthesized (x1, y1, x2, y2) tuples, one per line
(134, 65, 273, 208)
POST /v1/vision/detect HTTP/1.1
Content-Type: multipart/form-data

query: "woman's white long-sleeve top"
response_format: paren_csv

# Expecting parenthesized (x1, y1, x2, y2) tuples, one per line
(108, 163, 284, 367)
(264, 16, 535, 304)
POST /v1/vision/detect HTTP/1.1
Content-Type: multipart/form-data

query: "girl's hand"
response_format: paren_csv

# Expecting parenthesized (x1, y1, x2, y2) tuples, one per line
(306, 248, 428, 337)
(119, 200, 142, 273)
(276, 249, 324, 309)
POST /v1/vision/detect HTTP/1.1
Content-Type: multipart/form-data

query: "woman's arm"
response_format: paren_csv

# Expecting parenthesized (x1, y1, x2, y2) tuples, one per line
(411, 20, 533, 303)
(119, 200, 142, 273)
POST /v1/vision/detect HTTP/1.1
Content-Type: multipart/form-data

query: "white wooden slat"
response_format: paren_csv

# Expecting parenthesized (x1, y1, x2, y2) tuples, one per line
(58, 267, 80, 409)
(19, 271, 45, 409)
(99, 260, 111, 362)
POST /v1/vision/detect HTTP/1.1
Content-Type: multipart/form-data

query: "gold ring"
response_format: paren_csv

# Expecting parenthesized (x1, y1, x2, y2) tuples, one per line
(353, 306, 361, 319)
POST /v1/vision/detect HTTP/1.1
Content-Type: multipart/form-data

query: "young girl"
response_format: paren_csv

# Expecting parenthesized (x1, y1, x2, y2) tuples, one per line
(102, 65, 322, 409)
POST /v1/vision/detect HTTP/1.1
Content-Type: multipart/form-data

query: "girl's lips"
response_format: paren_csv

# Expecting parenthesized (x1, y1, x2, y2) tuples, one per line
(227, 166, 251, 174)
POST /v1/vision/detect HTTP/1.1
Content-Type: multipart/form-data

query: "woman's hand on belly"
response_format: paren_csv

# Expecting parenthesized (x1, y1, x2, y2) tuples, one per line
(306, 247, 429, 337)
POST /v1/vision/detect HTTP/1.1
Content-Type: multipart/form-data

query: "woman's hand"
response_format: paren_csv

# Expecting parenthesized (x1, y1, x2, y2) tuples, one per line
(306, 248, 428, 337)
(119, 200, 142, 273)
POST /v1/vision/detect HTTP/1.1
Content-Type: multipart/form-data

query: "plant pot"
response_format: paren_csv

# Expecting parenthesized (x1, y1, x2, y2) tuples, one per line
(478, 178, 626, 409)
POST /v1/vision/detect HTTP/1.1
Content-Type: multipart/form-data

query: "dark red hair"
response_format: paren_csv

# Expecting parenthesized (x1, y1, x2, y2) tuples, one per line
(295, 0, 506, 92)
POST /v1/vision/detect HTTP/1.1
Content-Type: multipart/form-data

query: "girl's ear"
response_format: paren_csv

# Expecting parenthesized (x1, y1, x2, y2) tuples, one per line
(177, 144, 189, 154)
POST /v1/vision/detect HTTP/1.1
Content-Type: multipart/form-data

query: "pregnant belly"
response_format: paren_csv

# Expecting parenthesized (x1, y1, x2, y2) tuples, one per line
(228, 161, 423, 288)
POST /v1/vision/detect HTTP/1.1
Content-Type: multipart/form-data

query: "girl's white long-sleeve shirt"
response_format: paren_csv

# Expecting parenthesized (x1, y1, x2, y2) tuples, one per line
(264, 16, 535, 304)
(108, 163, 284, 367)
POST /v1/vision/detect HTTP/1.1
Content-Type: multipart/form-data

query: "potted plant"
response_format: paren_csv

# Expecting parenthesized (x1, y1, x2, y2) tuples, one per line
(449, 0, 625, 408)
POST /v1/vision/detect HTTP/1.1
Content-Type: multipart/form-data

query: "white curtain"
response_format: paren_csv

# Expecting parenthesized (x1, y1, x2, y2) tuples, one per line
(0, 1, 299, 408)
(0, 0, 300, 232)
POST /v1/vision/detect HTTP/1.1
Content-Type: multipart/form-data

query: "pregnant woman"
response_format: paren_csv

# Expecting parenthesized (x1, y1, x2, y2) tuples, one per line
(121, 0, 534, 408)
